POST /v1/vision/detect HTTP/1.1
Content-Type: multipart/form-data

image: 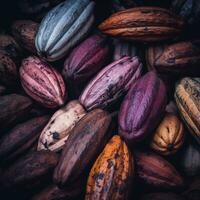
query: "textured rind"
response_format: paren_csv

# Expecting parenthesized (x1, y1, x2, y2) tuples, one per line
(0, 151, 59, 189)
(53, 109, 112, 186)
(0, 116, 50, 163)
(62, 34, 109, 84)
(35, 0, 95, 61)
(37, 100, 86, 152)
(146, 41, 200, 75)
(135, 151, 184, 188)
(20, 56, 66, 108)
(99, 7, 184, 42)
(79, 56, 142, 111)
(0, 94, 33, 130)
(119, 71, 167, 142)
(85, 135, 133, 200)
(150, 113, 185, 155)
(175, 77, 200, 144)
(11, 20, 39, 53)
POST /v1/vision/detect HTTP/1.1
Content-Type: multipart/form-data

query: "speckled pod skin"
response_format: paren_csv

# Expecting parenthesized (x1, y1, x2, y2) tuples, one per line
(85, 135, 133, 200)
(135, 151, 184, 188)
(63, 34, 110, 85)
(20, 56, 66, 108)
(119, 71, 167, 142)
(79, 56, 142, 111)
(11, 20, 39, 53)
(175, 77, 200, 144)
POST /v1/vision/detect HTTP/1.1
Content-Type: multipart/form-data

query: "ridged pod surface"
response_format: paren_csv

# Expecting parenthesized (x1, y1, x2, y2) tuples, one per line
(11, 20, 39, 53)
(62, 34, 110, 84)
(85, 135, 133, 200)
(135, 151, 184, 188)
(99, 7, 184, 42)
(37, 100, 86, 152)
(150, 113, 185, 155)
(175, 77, 200, 144)
(119, 71, 167, 142)
(53, 109, 112, 186)
(35, 0, 95, 61)
(20, 56, 66, 108)
(79, 56, 142, 111)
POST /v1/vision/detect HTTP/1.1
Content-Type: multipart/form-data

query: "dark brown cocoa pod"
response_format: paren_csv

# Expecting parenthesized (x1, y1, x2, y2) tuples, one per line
(141, 192, 186, 200)
(0, 151, 59, 190)
(0, 116, 50, 164)
(0, 94, 33, 131)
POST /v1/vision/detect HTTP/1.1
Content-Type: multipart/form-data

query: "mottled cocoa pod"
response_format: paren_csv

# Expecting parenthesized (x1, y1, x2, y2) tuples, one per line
(141, 192, 186, 200)
(135, 151, 184, 188)
(0, 116, 50, 164)
(0, 94, 33, 131)
(20, 56, 66, 108)
(85, 135, 133, 200)
(175, 77, 200, 144)
(79, 56, 142, 111)
(119, 71, 167, 142)
(0, 51, 18, 87)
(53, 109, 112, 187)
(11, 20, 39, 53)
(0, 151, 58, 189)
(99, 7, 184, 42)
(146, 41, 200, 76)
(0, 85, 6, 95)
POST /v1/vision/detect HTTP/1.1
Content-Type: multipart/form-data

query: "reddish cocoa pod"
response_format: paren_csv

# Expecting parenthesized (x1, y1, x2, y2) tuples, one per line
(20, 56, 66, 108)
(119, 71, 167, 142)
(11, 20, 39, 53)
(79, 56, 142, 111)
(0, 116, 50, 164)
(0, 94, 33, 131)
(0, 151, 59, 190)
(141, 192, 186, 200)
(135, 151, 184, 188)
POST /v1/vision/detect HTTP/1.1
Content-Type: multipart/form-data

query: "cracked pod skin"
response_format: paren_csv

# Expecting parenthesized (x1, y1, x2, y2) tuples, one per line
(35, 0, 95, 61)
(62, 34, 110, 85)
(20, 56, 66, 108)
(85, 135, 133, 200)
(119, 71, 167, 142)
(175, 77, 200, 144)
(79, 56, 142, 111)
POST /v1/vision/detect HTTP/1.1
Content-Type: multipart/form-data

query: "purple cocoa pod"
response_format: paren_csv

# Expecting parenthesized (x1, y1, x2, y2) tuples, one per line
(79, 56, 142, 111)
(119, 71, 167, 142)
(62, 34, 110, 84)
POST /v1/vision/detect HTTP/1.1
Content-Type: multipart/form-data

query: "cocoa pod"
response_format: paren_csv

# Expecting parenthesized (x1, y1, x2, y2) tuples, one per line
(53, 109, 112, 186)
(11, 20, 39, 53)
(20, 56, 66, 108)
(38, 100, 86, 152)
(79, 56, 142, 111)
(141, 192, 185, 200)
(0, 151, 59, 189)
(0, 85, 6, 95)
(175, 77, 200, 144)
(0, 116, 50, 164)
(119, 71, 167, 142)
(135, 151, 184, 188)
(62, 34, 110, 85)
(99, 7, 184, 42)
(146, 41, 200, 76)
(85, 135, 133, 200)
(150, 113, 185, 155)
(0, 94, 32, 131)
(0, 51, 18, 87)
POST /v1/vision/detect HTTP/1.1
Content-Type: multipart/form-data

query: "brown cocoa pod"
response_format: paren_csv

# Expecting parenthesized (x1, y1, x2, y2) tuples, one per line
(0, 94, 33, 131)
(11, 20, 39, 53)
(99, 7, 184, 42)
(0, 116, 50, 164)
(135, 151, 184, 188)
(0, 151, 59, 190)
(53, 109, 112, 187)
(141, 192, 186, 200)
(85, 135, 133, 200)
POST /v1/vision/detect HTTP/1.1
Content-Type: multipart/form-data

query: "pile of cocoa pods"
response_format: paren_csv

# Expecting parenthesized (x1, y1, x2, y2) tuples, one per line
(0, 0, 200, 199)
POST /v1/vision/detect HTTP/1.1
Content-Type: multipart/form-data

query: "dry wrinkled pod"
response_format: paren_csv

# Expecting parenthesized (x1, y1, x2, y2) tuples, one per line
(150, 113, 185, 155)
